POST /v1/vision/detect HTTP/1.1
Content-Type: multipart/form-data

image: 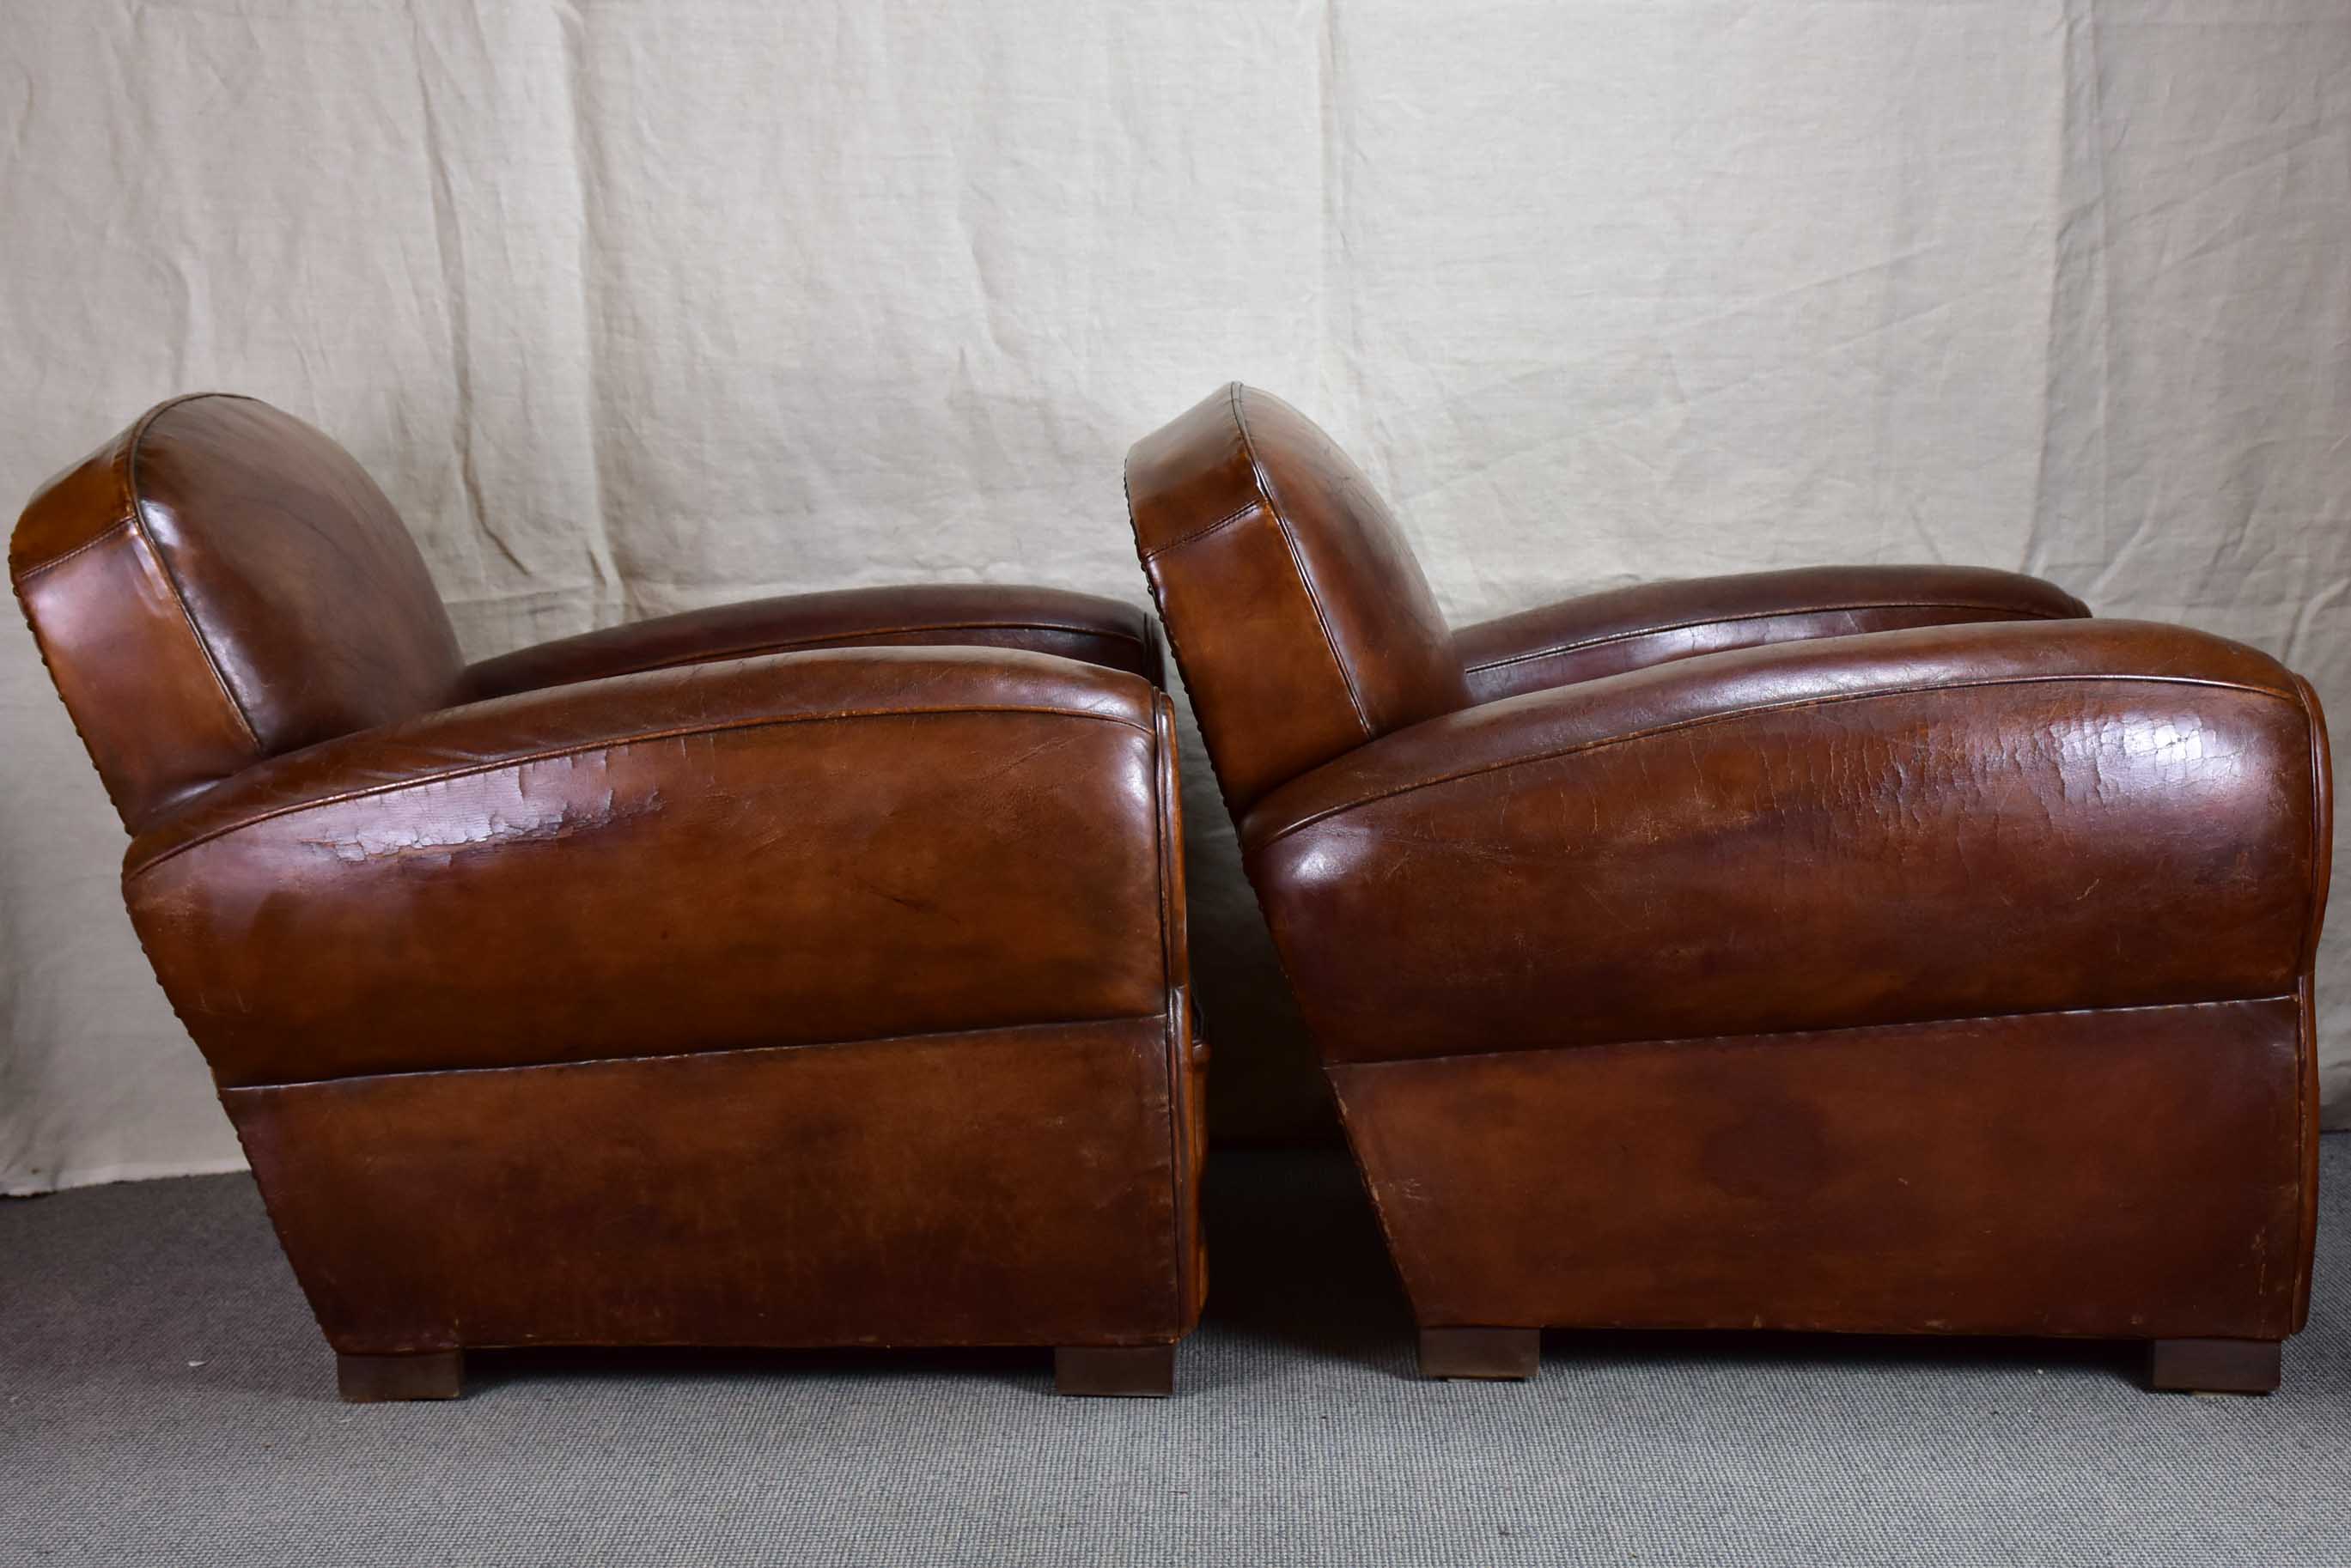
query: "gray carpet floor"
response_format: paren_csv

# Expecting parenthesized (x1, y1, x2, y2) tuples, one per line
(3, 1141, 2348, 1567)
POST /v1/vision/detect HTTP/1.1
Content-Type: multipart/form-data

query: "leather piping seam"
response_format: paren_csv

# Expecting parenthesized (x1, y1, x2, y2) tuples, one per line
(1150, 694, 1187, 1327)
(2295, 971, 2317, 1323)
(125, 701, 1156, 878)
(9, 514, 137, 580)
(490, 620, 1154, 684)
(1320, 994, 2301, 1071)
(1228, 384, 1375, 737)
(2290, 675, 2331, 978)
(123, 392, 264, 750)
(1139, 499, 1262, 559)
(1251, 672, 2306, 845)
(1460, 602, 2080, 673)
(213, 1011, 1174, 1094)
(1124, 453, 1254, 814)
(2290, 675, 2330, 1320)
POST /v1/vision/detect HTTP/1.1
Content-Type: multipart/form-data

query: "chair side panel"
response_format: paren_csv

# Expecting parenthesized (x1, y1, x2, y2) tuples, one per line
(1331, 999, 2308, 1340)
(224, 1018, 1190, 1352)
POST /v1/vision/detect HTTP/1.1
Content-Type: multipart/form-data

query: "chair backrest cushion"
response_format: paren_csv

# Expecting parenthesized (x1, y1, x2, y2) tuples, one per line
(11, 394, 464, 830)
(1124, 385, 1466, 811)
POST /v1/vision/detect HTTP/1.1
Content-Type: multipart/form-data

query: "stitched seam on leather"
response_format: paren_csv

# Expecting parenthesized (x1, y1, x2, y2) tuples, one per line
(125, 701, 1156, 878)
(526, 620, 1151, 681)
(2291, 675, 2329, 1322)
(124, 392, 264, 751)
(1230, 384, 1374, 737)
(1140, 499, 1262, 559)
(1320, 994, 2300, 1070)
(2294, 970, 2311, 1322)
(1459, 602, 2077, 673)
(2295, 972, 2317, 1327)
(1151, 695, 1186, 1328)
(212, 1012, 1175, 1092)
(9, 515, 137, 580)
(1126, 453, 1256, 814)
(2291, 675, 2331, 979)
(1253, 672, 2306, 844)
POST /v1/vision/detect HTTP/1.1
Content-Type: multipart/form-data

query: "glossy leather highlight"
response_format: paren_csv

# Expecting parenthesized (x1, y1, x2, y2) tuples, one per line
(13, 396, 465, 828)
(1126, 384, 1468, 811)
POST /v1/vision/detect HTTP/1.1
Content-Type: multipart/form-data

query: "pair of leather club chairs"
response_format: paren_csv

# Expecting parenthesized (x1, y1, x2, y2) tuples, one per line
(12, 387, 2333, 1401)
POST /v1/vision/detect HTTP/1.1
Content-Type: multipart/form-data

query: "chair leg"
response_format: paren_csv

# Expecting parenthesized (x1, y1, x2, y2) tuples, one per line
(1053, 1344, 1176, 1398)
(337, 1349, 465, 1402)
(2145, 1338, 2281, 1395)
(1418, 1327, 1540, 1381)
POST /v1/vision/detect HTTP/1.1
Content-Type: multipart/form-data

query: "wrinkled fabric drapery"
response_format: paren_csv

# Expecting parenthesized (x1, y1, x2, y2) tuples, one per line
(2, 1, 2343, 1190)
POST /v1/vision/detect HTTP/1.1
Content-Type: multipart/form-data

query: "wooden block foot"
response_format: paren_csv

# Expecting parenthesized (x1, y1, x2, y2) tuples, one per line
(1418, 1327, 1539, 1380)
(337, 1349, 465, 1402)
(1054, 1343, 1175, 1397)
(2146, 1338, 2281, 1395)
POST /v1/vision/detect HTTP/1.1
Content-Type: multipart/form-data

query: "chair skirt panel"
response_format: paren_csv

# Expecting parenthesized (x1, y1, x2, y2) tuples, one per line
(1330, 995, 2312, 1342)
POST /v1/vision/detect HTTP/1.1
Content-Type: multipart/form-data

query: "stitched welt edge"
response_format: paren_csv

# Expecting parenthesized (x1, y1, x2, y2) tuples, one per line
(1140, 499, 1262, 559)
(509, 620, 1155, 684)
(125, 701, 1156, 879)
(213, 1012, 1174, 1093)
(10, 514, 137, 580)
(2290, 674, 2332, 979)
(2289, 674, 2330, 1322)
(1230, 384, 1375, 738)
(1319, 994, 2302, 1071)
(1151, 692, 1190, 1328)
(1249, 672, 2307, 846)
(124, 392, 265, 749)
(1459, 602, 2075, 672)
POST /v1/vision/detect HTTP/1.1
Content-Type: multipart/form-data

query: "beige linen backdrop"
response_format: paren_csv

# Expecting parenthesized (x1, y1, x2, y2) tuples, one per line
(2, 1, 2345, 1190)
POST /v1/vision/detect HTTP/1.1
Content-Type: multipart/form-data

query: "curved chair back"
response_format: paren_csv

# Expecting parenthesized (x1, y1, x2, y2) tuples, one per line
(1124, 385, 1465, 811)
(12, 395, 464, 829)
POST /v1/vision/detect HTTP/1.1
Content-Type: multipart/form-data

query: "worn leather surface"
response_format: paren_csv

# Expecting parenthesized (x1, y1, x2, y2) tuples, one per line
(1248, 618, 2324, 1064)
(1128, 383, 2332, 1349)
(228, 1018, 1191, 1353)
(1332, 999, 2311, 1340)
(15, 395, 1203, 1357)
(12, 395, 464, 829)
(1126, 384, 1467, 812)
(461, 583, 1161, 700)
(127, 646, 1172, 1087)
(1454, 564, 2090, 702)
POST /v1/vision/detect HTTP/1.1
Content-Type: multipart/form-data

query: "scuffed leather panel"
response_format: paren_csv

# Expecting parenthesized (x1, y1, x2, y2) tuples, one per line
(130, 643, 1154, 870)
(1250, 617, 2299, 841)
(127, 647, 1170, 1085)
(228, 1017, 1189, 1352)
(14, 521, 259, 828)
(1331, 999, 2307, 1340)
(1249, 621, 2320, 1064)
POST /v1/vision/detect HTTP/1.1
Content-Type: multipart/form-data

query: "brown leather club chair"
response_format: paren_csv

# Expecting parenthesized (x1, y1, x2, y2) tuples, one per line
(13, 393, 1204, 1401)
(1127, 384, 2332, 1395)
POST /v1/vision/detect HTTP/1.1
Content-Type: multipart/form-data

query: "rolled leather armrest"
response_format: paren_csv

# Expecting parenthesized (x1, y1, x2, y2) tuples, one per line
(1246, 618, 2330, 1066)
(1453, 564, 2090, 702)
(458, 584, 1161, 700)
(127, 646, 1179, 1088)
